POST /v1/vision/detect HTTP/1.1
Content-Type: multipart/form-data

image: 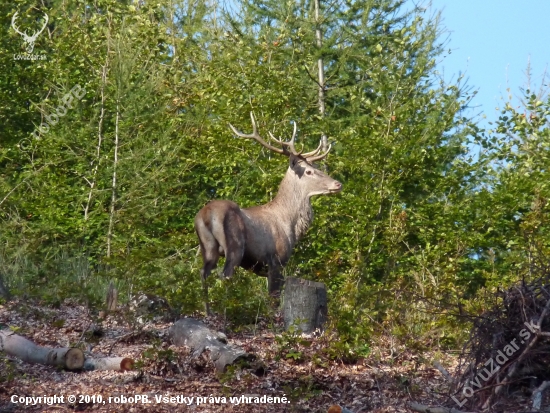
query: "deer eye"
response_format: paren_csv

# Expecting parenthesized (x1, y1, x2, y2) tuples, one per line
(306, 170, 313, 175)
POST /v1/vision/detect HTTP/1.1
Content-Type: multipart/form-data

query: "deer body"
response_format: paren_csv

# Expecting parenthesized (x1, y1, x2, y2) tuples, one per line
(195, 114, 341, 312)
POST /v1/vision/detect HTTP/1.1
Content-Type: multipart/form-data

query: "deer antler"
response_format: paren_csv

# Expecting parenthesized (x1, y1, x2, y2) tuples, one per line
(229, 112, 332, 162)
(304, 140, 332, 162)
(268, 121, 302, 156)
(33, 13, 48, 38)
(11, 11, 48, 53)
(229, 112, 286, 155)
(11, 12, 25, 38)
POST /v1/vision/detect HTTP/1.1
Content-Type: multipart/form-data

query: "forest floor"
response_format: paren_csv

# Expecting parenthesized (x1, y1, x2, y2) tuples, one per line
(0, 299, 533, 412)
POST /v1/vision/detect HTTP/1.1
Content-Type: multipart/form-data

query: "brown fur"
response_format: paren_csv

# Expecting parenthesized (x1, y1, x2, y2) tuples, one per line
(195, 154, 342, 304)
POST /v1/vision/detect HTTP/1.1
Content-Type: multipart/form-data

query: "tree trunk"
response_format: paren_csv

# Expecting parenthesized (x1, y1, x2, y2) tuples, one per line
(106, 101, 120, 257)
(314, 0, 328, 152)
(0, 330, 84, 370)
(106, 280, 118, 312)
(283, 277, 327, 333)
(169, 318, 254, 372)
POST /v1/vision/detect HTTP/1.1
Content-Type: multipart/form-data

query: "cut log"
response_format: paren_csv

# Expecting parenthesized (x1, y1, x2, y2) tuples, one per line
(283, 277, 327, 333)
(169, 318, 254, 372)
(327, 405, 354, 413)
(0, 330, 84, 370)
(83, 357, 134, 371)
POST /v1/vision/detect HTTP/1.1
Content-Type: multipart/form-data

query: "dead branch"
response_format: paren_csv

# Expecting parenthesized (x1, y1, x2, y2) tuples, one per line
(453, 271, 550, 410)
(482, 293, 550, 409)
(433, 360, 455, 383)
(532, 380, 550, 411)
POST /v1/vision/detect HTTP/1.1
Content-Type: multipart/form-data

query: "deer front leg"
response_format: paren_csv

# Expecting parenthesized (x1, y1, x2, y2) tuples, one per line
(267, 265, 284, 297)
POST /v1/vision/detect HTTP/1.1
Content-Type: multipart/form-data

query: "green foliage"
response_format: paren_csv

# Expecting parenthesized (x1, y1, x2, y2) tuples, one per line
(275, 322, 310, 362)
(0, 354, 17, 383)
(209, 271, 270, 326)
(2, 0, 549, 353)
(475, 90, 550, 287)
(282, 375, 322, 403)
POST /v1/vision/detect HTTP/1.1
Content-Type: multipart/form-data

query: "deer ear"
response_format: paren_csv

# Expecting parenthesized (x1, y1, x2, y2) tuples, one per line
(289, 153, 299, 168)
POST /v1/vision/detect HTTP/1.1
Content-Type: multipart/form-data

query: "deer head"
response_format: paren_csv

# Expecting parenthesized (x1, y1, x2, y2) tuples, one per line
(229, 112, 342, 197)
(11, 11, 48, 54)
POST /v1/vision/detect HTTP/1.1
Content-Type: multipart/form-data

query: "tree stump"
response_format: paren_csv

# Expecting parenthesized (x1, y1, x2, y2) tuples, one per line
(283, 277, 327, 333)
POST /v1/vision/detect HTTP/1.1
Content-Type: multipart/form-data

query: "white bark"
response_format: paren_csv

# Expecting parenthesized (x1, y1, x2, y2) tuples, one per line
(83, 357, 133, 371)
(84, 59, 108, 221)
(314, 0, 328, 152)
(532, 380, 550, 411)
(0, 330, 84, 370)
(107, 102, 120, 257)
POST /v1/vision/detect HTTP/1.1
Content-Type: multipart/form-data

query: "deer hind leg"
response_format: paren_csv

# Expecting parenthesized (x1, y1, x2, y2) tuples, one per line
(199, 243, 219, 316)
(197, 228, 221, 281)
(219, 211, 245, 279)
(196, 224, 220, 315)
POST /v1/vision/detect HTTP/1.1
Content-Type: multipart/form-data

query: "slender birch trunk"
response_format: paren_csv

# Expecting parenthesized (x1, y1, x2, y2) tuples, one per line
(106, 102, 120, 257)
(84, 61, 107, 221)
(314, 0, 328, 152)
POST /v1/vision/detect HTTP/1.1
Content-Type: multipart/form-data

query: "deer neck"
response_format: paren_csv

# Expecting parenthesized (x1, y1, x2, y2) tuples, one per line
(270, 171, 313, 242)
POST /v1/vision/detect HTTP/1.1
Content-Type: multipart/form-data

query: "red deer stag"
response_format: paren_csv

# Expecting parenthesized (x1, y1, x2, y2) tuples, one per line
(195, 113, 342, 313)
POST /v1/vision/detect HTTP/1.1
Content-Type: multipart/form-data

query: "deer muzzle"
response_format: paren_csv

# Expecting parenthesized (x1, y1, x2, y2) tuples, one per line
(329, 181, 343, 193)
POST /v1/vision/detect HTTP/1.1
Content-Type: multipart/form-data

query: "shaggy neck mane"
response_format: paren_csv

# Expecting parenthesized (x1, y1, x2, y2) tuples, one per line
(268, 169, 313, 242)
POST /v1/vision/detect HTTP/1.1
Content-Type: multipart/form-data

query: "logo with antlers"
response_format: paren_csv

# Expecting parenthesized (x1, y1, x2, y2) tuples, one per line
(11, 11, 48, 54)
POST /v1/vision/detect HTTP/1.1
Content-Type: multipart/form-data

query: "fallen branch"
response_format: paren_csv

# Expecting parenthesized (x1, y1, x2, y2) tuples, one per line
(433, 360, 455, 383)
(0, 330, 84, 370)
(406, 402, 474, 413)
(532, 380, 550, 411)
(169, 318, 254, 372)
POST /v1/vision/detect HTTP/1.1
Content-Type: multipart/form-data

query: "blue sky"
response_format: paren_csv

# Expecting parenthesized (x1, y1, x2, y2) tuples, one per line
(425, 0, 550, 126)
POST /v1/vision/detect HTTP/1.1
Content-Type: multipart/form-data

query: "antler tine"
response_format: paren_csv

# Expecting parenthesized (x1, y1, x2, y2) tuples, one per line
(229, 112, 285, 155)
(306, 142, 332, 162)
(302, 140, 323, 158)
(268, 121, 302, 156)
(11, 12, 25, 37)
(35, 13, 49, 37)
(286, 121, 302, 155)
